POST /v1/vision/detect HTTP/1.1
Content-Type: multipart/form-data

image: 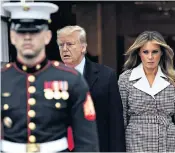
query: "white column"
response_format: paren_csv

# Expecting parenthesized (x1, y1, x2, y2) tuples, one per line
(1, 0, 10, 67)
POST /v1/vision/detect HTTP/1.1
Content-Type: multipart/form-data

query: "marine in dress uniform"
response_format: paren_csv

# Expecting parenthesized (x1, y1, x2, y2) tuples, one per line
(1, 2, 99, 153)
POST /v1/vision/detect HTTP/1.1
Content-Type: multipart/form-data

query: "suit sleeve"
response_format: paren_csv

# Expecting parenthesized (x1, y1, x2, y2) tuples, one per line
(173, 86, 175, 124)
(108, 70, 126, 152)
(70, 73, 99, 152)
(118, 72, 129, 128)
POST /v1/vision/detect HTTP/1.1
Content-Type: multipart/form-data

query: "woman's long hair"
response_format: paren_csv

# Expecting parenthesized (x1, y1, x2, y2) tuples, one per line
(123, 31, 175, 84)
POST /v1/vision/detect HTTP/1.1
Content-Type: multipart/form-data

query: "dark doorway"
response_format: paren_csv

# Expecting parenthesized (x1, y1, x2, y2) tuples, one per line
(165, 36, 175, 67)
(116, 35, 125, 78)
(46, 1, 76, 61)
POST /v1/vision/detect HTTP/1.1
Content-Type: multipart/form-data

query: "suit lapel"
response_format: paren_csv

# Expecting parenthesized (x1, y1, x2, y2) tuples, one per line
(84, 58, 99, 90)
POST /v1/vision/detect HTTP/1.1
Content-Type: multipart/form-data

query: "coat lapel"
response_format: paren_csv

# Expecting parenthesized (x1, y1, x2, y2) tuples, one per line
(130, 64, 170, 98)
(151, 67, 170, 95)
(84, 58, 99, 90)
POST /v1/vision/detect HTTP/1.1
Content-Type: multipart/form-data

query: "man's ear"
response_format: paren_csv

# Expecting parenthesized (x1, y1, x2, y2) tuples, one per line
(81, 43, 87, 54)
(10, 30, 16, 45)
(44, 30, 52, 45)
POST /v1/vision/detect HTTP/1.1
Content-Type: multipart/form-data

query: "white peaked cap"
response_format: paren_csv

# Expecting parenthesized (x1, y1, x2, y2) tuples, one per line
(2, 2, 59, 20)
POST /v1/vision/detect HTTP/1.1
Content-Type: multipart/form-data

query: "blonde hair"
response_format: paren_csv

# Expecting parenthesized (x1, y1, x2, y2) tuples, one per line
(56, 25, 87, 45)
(123, 31, 175, 84)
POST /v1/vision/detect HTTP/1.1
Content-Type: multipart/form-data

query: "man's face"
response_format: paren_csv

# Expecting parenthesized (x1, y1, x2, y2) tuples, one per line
(10, 30, 51, 59)
(57, 31, 87, 67)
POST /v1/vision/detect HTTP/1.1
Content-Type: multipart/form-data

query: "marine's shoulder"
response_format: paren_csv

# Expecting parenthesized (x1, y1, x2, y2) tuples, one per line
(50, 60, 79, 76)
(1, 63, 14, 73)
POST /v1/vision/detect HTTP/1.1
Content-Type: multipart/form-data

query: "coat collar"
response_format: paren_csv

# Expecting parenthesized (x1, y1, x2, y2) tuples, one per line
(129, 63, 170, 98)
(84, 57, 99, 90)
(15, 57, 48, 74)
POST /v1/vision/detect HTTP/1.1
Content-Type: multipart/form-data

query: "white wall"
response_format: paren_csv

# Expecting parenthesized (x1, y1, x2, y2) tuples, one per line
(1, 0, 10, 66)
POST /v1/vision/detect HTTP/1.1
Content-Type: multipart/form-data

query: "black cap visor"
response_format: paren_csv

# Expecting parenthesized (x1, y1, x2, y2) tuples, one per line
(11, 19, 48, 33)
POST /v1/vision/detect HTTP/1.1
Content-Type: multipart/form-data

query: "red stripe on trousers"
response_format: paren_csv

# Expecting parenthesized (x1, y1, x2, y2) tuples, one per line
(67, 126, 74, 151)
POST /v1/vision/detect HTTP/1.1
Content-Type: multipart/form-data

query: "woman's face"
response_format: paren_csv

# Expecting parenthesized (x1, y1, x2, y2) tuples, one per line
(139, 40, 162, 71)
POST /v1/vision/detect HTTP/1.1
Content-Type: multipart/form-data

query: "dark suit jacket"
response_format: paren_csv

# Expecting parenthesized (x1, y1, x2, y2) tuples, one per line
(83, 57, 126, 152)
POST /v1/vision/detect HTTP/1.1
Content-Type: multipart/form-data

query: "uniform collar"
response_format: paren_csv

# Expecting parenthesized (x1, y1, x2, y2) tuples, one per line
(129, 63, 170, 98)
(15, 57, 48, 73)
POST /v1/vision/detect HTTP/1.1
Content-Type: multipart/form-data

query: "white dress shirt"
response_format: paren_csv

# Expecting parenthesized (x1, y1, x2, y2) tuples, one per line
(74, 57, 85, 75)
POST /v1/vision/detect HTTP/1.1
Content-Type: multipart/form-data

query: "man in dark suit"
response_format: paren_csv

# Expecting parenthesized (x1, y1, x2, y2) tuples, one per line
(57, 25, 126, 152)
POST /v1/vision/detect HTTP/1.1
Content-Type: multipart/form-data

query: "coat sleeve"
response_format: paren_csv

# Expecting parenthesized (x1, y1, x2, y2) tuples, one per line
(173, 86, 175, 124)
(118, 72, 129, 128)
(108, 70, 126, 152)
(70, 73, 99, 152)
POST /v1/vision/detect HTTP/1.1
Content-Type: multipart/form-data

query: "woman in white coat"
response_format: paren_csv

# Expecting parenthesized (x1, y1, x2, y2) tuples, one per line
(118, 31, 175, 152)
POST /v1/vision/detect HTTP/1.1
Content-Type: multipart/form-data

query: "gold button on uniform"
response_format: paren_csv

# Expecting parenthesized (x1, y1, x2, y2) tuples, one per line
(2, 92, 11, 97)
(28, 110, 36, 118)
(6, 63, 11, 68)
(55, 102, 61, 108)
(36, 64, 41, 70)
(3, 104, 9, 110)
(28, 122, 36, 130)
(29, 135, 36, 143)
(22, 65, 27, 71)
(28, 98, 36, 105)
(3, 117, 12, 128)
(54, 61, 59, 66)
(28, 86, 36, 94)
(28, 75, 35, 82)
